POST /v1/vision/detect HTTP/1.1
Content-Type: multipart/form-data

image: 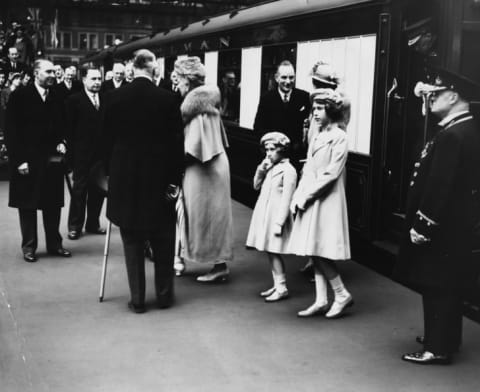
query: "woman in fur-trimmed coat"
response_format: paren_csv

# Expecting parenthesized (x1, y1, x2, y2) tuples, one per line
(175, 57, 234, 283)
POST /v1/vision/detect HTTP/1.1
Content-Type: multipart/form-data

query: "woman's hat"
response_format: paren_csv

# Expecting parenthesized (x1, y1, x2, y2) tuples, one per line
(310, 61, 339, 88)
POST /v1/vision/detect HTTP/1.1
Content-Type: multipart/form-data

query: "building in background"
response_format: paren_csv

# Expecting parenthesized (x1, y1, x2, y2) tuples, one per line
(0, 0, 268, 67)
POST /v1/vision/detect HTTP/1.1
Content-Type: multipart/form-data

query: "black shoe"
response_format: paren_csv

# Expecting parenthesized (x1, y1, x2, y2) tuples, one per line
(157, 296, 174, 309)
(401, 350, 452, 365)
(86, 227, 106, 235)
(68, 230, 80, 240)
(128, 301, 146, 314)
(48, 248, 72, 257)
(23, 252, 37, 263)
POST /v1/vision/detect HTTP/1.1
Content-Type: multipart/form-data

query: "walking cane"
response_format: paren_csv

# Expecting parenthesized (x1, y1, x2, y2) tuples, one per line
(92, 161, 110, 302)
(99, 220, 112, 302)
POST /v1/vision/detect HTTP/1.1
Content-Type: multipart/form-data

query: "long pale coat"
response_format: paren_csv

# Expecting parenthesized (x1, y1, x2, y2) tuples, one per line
(288, 125, 350, 260)
(246, 158, 297, 254)
(180, 84, 233, 263)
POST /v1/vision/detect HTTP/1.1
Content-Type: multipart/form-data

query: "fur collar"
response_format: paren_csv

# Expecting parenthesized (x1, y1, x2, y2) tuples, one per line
(180, 84, 221, 124)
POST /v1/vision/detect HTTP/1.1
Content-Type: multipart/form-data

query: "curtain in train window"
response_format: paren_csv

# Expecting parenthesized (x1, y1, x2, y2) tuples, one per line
(296, 35, 377, 155)
(239, 47, 262, 129)
(204, 51, 218, 86)
(156, 57, 165, 80)
(217, 50, 241, 124)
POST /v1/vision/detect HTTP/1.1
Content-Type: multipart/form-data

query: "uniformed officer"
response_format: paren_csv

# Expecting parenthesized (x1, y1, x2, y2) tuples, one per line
(395, 67, 480, 365)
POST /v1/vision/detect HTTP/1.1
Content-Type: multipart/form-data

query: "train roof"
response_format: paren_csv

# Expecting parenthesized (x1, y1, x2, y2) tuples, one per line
(84, 0, 375, 63)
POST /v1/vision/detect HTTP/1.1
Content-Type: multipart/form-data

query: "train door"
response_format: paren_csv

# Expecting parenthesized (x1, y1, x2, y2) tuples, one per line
(380, 5, 438, 244)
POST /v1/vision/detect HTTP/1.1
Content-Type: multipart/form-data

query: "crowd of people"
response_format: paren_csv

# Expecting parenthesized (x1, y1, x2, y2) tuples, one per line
(2, 46, 480, 366)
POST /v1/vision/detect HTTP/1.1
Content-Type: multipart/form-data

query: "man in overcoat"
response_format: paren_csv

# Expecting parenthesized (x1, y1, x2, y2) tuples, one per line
(254, 60, 310, 170)
(5, 59, 71, 262)
(65, 66, 105, 240)
(396, 68, 480, 365)
(102, 49, 184, 313)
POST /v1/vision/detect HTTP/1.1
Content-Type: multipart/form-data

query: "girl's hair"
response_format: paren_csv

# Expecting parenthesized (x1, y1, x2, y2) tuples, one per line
(310, 88, 347, 124)
(174, 56, 205, 89)
(260, 131, 291, 155)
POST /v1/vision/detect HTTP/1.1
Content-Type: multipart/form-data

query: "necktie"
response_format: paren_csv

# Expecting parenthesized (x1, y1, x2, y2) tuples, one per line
(92, 94, 99, 110)
(43, 89, 48, 102)
(283, 93, 289, 103)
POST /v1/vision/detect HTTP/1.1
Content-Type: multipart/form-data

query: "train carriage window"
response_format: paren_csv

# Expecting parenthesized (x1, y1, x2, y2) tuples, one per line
(217, 50, 241, 124)
(260, 44, 296, 94)
(296, 34, 377, 155)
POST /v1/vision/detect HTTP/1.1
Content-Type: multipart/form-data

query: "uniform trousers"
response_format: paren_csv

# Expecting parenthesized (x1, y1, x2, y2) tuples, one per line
(19, 208, 62, 253)
(120, 224, 175, 307)
(67, 166, 104, 232)
(422, 289, 463, 355)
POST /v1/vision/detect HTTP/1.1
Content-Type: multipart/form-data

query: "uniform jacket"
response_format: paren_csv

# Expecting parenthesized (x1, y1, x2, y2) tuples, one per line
(5, 84, 65, 209)
(396, 112, 480, 290)
(254, 88, 310, 159)
(102, 76, 184, 230)
(65, 89, 103, 175)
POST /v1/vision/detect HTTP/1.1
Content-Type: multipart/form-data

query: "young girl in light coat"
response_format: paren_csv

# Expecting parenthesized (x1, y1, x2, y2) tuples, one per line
(246, 132, 297, 302)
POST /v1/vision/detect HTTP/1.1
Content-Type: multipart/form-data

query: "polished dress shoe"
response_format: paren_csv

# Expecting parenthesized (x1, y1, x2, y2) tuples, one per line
(128, 301, 146, 314)
(325, 295, 354, 319)
(265, 289, 289, 302)
(297, 303, 329, 317)
(260, 287, 276, 297)
(86, 227, 107, 235)
(47, 248, 72, 257)
(401, 350, 452, 365)
(68, 230, 80, 240)
(196, 267, 229, 283)
(23, 252, 38, 263)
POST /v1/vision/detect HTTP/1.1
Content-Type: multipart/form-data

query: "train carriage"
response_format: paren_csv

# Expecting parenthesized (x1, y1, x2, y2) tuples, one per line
(84, 0, 480, 317)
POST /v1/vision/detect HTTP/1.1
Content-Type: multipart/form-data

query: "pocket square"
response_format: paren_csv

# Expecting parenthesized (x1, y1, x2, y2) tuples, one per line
(300, 106, 306, 112)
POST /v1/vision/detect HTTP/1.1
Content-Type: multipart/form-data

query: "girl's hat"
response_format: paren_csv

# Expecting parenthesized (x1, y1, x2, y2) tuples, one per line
(260, 132, 290, 148)
(310, 88, 343, 105)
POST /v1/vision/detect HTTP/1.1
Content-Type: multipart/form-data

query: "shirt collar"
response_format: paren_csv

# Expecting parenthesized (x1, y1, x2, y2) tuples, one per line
(278, 88, 292, 101)
(34, 82, 47, 99)
(438, 110, 470, 127)
(113, 79, 123, 88)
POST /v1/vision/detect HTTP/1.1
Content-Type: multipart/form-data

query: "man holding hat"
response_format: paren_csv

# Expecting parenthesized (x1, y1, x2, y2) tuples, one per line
(395, 67, 480, 365)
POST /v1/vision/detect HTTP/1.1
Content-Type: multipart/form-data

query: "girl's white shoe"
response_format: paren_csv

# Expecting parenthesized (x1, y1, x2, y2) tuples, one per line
(325, 295, 354, 319)
(265, 289, 289, 302)
(260, 287, 276, 297)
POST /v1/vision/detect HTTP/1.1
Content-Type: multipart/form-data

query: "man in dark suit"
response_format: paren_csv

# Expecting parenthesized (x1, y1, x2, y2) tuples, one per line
(3, 47, 28, 77)
(100, 62, 126, 93)
(65, 66, 106, 240)
(254, 60, 310, 169)
(103, 49, 184, 313)
(5, 59, 71, 262)
(53, 66, 82, 103)
(396, 68, 480, 365)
